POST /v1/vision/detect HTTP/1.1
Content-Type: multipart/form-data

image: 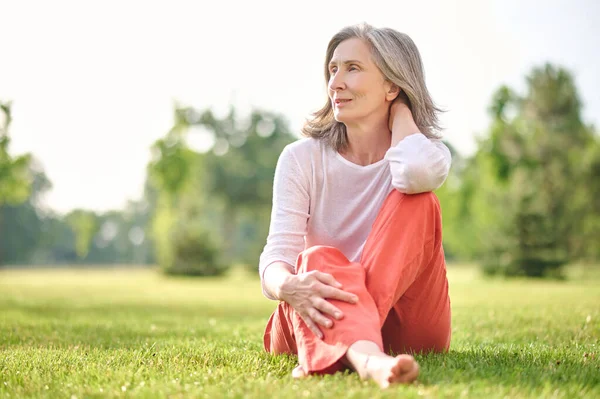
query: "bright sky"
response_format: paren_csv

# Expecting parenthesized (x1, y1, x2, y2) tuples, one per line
(1, 0, 598, 214)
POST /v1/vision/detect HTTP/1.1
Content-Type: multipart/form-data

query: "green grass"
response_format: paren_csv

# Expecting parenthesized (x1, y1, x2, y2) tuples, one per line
(1, 265, 599, 398)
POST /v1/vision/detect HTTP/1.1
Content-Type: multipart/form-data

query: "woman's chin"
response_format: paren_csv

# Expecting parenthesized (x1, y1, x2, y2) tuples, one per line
(333, 112, 350, 124)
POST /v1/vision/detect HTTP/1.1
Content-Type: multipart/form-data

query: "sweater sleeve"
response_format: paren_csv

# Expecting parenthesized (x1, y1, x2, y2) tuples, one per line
(258, 144, 310, 300)
(384, 133, 452, 194)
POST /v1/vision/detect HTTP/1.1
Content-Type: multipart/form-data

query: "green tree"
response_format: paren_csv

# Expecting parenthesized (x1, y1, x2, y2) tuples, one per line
(462, 64, 599, 276)
(0, 100, 33, 264)
(65, 210, 99, 260)
(0, 101, 31, 206)
(187, 107, 295, 267)
(29, 216, 77, 265)
(84, 199, 156, 265)
(147, 107, 217, 275)
(147, 105, 296, 275)
(0, 160, 52, 265)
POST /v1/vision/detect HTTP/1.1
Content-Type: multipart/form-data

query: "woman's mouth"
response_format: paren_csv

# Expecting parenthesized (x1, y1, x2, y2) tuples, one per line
(335, 99, 352, 107)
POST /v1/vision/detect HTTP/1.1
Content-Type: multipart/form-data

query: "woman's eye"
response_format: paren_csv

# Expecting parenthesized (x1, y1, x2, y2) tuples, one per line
(349, 65, 358, 71)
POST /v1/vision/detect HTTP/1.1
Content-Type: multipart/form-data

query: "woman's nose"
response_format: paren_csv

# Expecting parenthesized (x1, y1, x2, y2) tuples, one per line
(328, 72, 346, 92)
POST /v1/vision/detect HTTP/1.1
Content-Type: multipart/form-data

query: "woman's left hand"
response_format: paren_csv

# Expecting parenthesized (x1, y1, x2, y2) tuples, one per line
(388, 96, 419, 145)
(388, 95, 413, 131)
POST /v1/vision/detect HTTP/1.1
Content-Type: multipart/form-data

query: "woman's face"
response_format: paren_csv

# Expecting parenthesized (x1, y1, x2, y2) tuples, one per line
(327, 38, 397, 126)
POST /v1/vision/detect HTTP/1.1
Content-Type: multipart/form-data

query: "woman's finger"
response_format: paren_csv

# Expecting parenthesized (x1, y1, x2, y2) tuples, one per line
(312, 297, 344, 320)
(320, 285, 359, 304)
(313, 271, 343, 288)
(300, 312, 323, 339)
(308, 307, 333, 329)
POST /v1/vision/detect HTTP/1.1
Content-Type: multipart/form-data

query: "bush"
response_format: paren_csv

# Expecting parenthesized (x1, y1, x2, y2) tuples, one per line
(513, 257, 566, 278)
(163, 223, 228, 277)
(482, 252, 567, 279)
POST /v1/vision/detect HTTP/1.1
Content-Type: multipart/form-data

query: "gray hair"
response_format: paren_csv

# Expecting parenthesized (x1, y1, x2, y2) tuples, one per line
(302, 23, 444, 151)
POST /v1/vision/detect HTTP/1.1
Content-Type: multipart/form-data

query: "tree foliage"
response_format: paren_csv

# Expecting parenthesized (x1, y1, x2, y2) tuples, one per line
(2, 64, 599, 279)
(65, 210, 99, 259)
(147, 105, 296, 276)
(0, 101, 31, 206)
(439, 63, 600, 277)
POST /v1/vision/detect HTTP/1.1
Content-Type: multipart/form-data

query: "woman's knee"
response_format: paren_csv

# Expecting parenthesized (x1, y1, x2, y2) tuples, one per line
(391, 191, 440, 215)
(297, 245, 354, 273)
(379, 191, 442, 236)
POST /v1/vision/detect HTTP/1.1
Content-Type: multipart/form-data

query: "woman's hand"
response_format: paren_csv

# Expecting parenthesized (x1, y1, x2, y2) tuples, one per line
(388, 93, 414, 130)
(388, 94, 419, 146)
(279, 271, 359, 339)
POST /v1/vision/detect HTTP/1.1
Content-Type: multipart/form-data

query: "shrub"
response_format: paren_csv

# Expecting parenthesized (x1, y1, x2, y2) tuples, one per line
(163, 223, 228, 277)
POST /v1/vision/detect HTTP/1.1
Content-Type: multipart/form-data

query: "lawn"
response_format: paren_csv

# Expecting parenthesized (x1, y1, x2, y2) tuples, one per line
(0, 265, 598, 398)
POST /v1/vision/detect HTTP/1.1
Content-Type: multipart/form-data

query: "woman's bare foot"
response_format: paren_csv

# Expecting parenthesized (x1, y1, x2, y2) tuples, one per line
(364, 354, 419, 389)
(291, 364, 308, 379)
(291, 354, 419, 389)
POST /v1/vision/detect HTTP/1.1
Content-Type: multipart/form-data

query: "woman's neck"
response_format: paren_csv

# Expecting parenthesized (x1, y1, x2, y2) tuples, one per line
(340, 118, 391, 166)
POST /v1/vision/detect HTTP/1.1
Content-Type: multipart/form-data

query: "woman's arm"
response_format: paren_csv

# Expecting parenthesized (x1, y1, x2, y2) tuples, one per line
(262, 261, 295, 301)
(259, 143, 359, 338)
(259, 145, 310, 299)
(385, 102, 451, 194)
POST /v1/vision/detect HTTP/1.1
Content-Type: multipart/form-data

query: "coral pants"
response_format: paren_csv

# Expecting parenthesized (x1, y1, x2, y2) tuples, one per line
(262, 191, 451, 374)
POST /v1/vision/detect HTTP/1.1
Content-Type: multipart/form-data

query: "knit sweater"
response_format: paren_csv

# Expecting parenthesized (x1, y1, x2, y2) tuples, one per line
(259, 133, 452, 299)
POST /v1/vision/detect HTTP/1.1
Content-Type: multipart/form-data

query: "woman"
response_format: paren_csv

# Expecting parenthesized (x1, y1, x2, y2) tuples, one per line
(259, 23, 452, 389)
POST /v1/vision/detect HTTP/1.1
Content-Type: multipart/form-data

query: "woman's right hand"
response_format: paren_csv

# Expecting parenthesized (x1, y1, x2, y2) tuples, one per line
(279, 271, 359, 339)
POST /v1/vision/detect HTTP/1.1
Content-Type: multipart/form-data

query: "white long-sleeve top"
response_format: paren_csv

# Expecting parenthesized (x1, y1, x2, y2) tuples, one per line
(259, 133, 452, 299)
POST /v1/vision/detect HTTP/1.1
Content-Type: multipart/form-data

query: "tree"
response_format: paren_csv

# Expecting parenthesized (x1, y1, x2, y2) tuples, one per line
(188, 107, 296, 267)
(0, 101, 31, 206)
(146, 104, 296, 275)
(0, 159, 52, 265)
(0, 100, 33, 264)
(462, 63, 599, 276)
(65, 210, 99, 260)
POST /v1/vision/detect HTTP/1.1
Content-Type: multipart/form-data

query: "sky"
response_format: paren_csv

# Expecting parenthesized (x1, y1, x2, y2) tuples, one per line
(1, 0, 598, 214)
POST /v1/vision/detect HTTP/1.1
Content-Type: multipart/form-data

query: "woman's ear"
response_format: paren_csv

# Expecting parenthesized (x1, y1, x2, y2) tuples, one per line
(386, 84, 401, 101)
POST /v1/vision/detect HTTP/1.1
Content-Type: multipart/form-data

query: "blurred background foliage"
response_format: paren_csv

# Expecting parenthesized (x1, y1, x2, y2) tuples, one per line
(1, 62, 598, 278)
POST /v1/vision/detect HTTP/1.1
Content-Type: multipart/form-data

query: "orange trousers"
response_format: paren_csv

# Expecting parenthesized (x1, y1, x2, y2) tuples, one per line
(263, 191, 451, 374)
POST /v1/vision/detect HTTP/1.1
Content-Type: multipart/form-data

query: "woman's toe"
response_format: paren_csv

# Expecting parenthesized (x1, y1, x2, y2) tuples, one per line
(292, 365, 308, 379)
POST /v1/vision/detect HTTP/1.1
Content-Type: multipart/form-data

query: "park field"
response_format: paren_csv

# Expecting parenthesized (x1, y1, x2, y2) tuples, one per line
(0, 265, 599, 398)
